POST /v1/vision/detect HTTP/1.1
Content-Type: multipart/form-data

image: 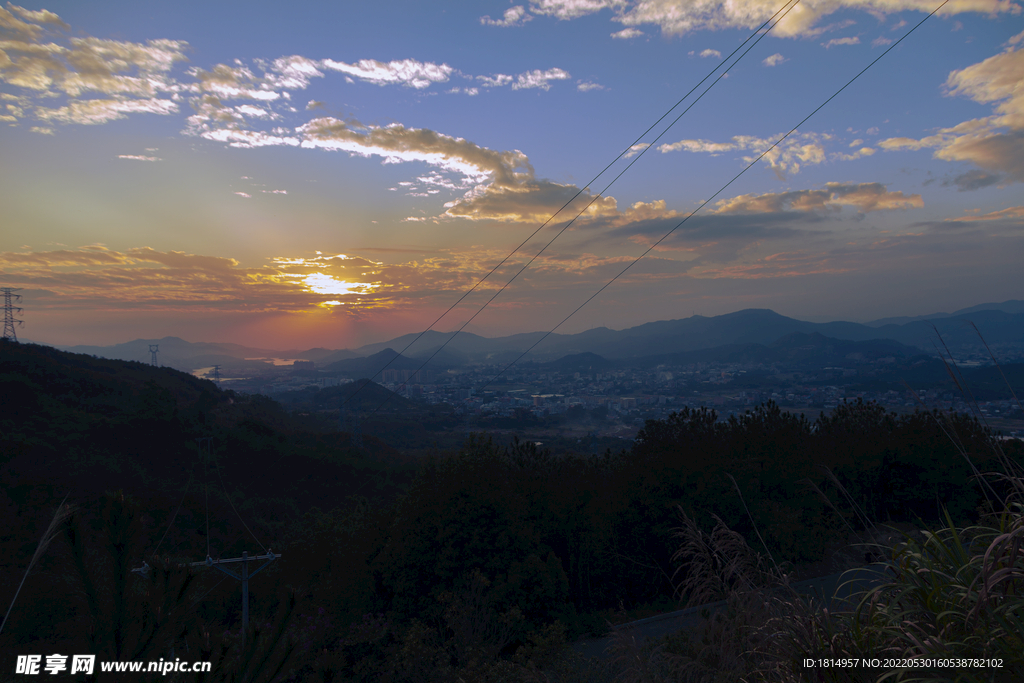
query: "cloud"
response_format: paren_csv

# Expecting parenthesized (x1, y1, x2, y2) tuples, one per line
(879, 38, 1024, 182)
(263, 55, 324, 90)
(833, 146, 875, 161)
(189, 64, 281, 100)
(35, 97, 178, 124)
(184, 94, 300, 147)
(946, 39, 1024, 130)
(0, 247, 131, 267)
(321, 58, 454, 89)
(118, 154, 161, 162)
(762, 53, 787, 66)
(529, 0, 627, 20)
(623, 142, 649, 158)
(607, 0, 1019, 40)
(611, 27, 643, 38)
(577, 80, 604, 91)
(659, 131, 831, 177)
(945, 169, 1003, 191)
(476, 73, 514, 88)
(0, 5, 186, 125)
(710, 182, 923, 214)
(948, 205, 1024, 221)
(481, 6, 533, 26)
(0, 246, 400, 312)
(512, 67, 571, 90)
(822, 36, 860, 48)
(872, 36, 893, 47)
(297, 117, 521, 183)
(699, 48, 722, 58)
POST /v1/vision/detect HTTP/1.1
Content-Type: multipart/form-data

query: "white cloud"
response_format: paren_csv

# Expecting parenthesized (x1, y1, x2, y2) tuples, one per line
(833, 146, 876, 161)
(577, 80, 605, 91)
(118, 154, 161, 161)
(659, 131, 831, 177)
(762, 53, 787, 66)
(512, 67, 571, 90)
(264, 55, 323, 90)
(477, 73, 514, 88)
(184, 93, 301, 147)
(481, 5, 533, 26)
(611, 27, 643, 38)
(529, 0, 627, 20)
(879, 38, 1024, 182)
(610, 0, 1019, 40)
(822, 36, 860, 48)
(872, 36, 893, 47)
(699, 48, 721, 58)
(189, 64, 280, 100)
(236, 104, 276, 118)
(623, 142, 649, 158)
(321, 58, 454, 89)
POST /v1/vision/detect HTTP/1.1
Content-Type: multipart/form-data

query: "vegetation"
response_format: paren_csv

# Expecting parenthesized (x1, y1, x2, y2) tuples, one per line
(1, 340, 1022, 681)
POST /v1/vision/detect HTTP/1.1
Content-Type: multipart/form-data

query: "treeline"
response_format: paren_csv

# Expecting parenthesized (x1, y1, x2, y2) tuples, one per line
(2, 341, 1020, 681)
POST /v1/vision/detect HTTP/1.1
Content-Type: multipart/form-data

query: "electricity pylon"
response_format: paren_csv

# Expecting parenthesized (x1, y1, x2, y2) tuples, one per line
(149, 344, 159, 366)
(2, 288, 23, 342)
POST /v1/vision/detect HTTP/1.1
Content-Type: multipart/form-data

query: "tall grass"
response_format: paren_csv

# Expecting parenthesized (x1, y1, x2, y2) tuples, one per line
(0, 494, 74, 636)
(608, 328, 1024, 683)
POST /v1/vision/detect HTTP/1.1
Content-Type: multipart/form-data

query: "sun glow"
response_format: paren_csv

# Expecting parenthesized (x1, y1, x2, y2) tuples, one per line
(302, 272, 373, 296)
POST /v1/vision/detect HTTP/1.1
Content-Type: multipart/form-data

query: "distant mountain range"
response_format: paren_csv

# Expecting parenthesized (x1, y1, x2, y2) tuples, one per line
(42, 299, 1023, 373)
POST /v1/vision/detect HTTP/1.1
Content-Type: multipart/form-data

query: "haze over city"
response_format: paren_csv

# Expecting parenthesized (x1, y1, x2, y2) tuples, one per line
(1, 0, 1021, 350)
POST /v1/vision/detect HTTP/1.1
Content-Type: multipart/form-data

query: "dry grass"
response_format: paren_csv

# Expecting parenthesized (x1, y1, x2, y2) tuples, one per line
(0, 494, 75, 636)
(598, 326, 1024, 683)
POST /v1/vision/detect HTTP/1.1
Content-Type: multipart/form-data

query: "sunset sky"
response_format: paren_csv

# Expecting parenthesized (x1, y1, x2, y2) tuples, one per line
(1, 0, 1022, 350)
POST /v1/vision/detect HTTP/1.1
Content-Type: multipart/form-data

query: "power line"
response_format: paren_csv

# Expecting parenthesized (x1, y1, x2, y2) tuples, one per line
(339, 0, 802, 410)
(460, 0, 953, 404)
(371, 0, 803, 413)
(150, 465, 195, 560)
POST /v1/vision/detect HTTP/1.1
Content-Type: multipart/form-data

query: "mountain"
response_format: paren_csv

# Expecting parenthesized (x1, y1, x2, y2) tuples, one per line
(55, 336, 361, 373)
(323, 348, 426, 379)
(864, 300, 1024, 327)
(42, 300, 1024, 372)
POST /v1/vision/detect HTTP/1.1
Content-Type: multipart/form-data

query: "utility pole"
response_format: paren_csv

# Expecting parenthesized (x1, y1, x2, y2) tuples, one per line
(132, 551, 280, 654)
(133, 437, 280, 653)
(149, 344, 159, 367)
(190, 550, 279, 652)
(2, 288, 23, 342)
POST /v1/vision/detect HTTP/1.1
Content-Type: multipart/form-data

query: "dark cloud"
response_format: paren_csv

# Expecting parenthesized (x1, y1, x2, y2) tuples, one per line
(945, 169, 1003, 191)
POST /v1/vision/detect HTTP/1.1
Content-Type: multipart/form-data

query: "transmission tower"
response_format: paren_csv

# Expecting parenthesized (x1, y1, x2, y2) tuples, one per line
(2, 288, 23, 342)
(149, 344, 159, 367)
(211, 365, 221, 384)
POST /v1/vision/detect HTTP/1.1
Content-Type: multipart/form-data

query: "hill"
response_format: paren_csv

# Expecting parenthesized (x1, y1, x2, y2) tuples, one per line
(0, 341, 411, 505)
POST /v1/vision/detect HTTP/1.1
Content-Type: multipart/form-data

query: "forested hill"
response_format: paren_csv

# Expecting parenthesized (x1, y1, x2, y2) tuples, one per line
(3, 339, 1023, 681)
(0, 341, 413, 506)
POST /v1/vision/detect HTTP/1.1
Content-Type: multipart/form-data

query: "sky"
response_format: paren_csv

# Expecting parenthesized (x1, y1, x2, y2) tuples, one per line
(1, 0, 1022, 350)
